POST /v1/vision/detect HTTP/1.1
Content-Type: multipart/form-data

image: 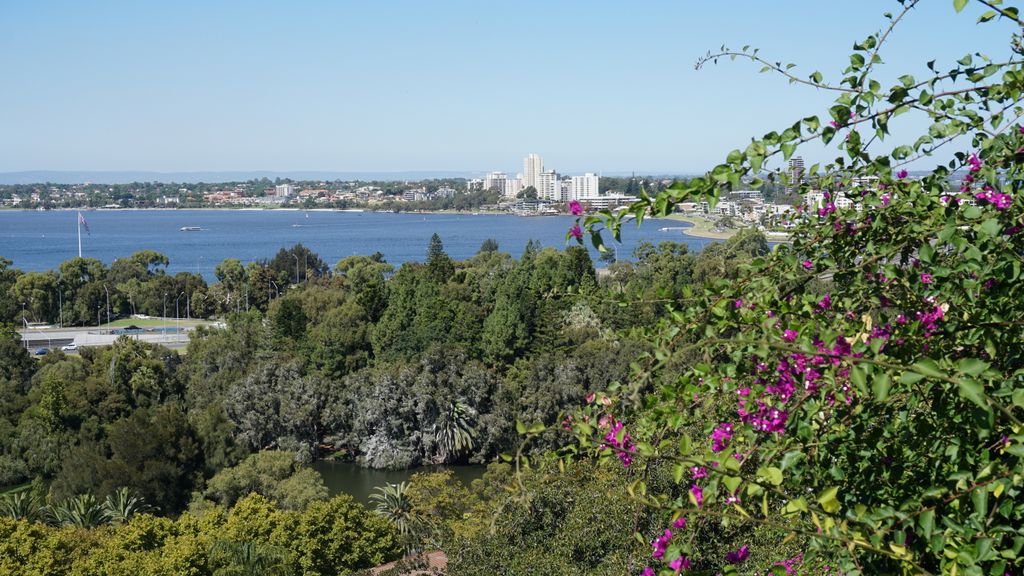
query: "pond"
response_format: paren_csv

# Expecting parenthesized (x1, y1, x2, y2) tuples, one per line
(312, 461, 486, 505)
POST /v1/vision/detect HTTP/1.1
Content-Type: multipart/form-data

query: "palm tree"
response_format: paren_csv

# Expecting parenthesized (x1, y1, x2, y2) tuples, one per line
(0, 491, 46, 523)
(433, 400, 477, 462)
(50, 493, 110, 528)
(102, 487, 151, 525)
(209, 540, 289, 576)
(370, 482, 419, 554)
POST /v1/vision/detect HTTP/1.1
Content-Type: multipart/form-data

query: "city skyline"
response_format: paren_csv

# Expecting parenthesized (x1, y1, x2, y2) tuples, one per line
(0, 1, 1014, 174)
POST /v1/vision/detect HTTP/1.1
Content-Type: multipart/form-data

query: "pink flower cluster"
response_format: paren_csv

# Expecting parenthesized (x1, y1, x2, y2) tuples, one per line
(602, 419, 637, 467)
(960, 153, 1013, 209)
(711, 422, 733, 452)
(974, 185, 1013, 210)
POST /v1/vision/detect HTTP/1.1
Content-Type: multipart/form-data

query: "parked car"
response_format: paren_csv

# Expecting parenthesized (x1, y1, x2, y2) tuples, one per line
(61, 343, 78, 352)
(33, 348, 49, 356)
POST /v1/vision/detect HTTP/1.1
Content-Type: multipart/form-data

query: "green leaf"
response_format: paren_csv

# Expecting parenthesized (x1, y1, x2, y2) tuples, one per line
(757, 466, 784, 486)
(515, 421, 526, 435)
(872, 373, 892, 402)
(817, 486, 840, 514)
(958, 378, 989, 411)
(912, 359, 947, 380)
(957, 358, 990, 377)
(954, 0, 968, 12)
(920, 509, 935, 539)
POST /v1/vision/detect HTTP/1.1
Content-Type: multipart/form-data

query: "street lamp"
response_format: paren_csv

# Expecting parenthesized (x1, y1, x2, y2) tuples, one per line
(103, 284, 110, 326)
(292, 253, 300, 284)
(163, 292, 168, 319)
(175, 292, 185, 343)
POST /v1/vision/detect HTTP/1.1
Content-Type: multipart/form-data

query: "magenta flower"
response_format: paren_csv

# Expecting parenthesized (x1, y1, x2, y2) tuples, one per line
(672, 516, 687, 529)
(568, 200, 583, 215)
(734, 299, 744, 309)
(782, 329, 798, 342)
(691, 466, 707, 479)
(669, 555, 691, 571)
(726, 545, 750, 564)
(920, 273, 934, 284)
(569, 224, 582, 239)
(641, 567, 655, 576)
(690, 484, 704, 508)
(896, 169, 908, 179)
(802, 260, 813, 270)
(818, 293, 831, 311)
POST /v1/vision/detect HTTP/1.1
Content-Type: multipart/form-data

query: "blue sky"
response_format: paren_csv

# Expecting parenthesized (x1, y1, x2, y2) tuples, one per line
(0, 1, 1014, 175)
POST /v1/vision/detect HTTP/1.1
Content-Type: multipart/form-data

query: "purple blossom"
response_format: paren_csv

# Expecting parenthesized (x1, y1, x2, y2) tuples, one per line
(669, 555, 691, 571)
(920, 273, 934, 284)
(710, 422, 734, 452)
(802, 260, 813, 270)
(690, 484, 704, 508)
(569, 224, 583, 239)
(568, 200, 583, 215)
(651, 529, 672, 559)
(726, 545, 750, 564)
(896, 169, 908, 179)
(691, 466, 707, 479)
(782, 329, 798, 342)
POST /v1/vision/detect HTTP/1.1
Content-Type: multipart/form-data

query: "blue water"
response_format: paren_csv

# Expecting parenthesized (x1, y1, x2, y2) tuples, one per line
(0, 209, 714, 279)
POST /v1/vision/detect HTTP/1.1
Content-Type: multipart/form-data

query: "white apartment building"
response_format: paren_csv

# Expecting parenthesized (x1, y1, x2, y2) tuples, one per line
(569, 173, 600, 200)
(523, 154, 543, 191)
(483, 171, 507, 191)
(502, 177, 524, 198)
(274, 184, 295, 198)
(537, 170, 560, 201)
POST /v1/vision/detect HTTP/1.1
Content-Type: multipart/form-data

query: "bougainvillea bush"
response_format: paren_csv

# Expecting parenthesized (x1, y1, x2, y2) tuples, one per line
(566, 1, 1024, 574)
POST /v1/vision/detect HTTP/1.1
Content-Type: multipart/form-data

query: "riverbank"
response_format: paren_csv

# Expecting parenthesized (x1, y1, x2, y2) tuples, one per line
(662, 214, 738, 240)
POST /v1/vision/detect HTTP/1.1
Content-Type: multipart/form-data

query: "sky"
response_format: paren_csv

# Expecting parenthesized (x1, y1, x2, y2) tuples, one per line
(0, 1, 1016, 175)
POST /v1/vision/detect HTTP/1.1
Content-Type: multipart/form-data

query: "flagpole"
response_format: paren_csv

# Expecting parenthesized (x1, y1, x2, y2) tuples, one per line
(77, 211, 82, 258)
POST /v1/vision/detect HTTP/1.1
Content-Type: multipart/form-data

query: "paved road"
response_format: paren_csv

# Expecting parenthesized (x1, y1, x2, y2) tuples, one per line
(18, 325, 195, 352)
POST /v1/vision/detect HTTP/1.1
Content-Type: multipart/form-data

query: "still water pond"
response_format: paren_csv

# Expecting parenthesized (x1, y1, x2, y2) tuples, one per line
(312, 461, 486, 505)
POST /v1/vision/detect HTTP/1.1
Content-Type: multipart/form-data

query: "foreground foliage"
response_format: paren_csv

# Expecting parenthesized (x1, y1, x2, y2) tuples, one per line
(566, 1, 1024, 574)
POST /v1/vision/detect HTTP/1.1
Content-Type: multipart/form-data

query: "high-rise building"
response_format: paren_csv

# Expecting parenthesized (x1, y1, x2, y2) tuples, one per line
(523, 154, 543, 191)
(570, 173, 600, 200)
(483, 171, 507, 192)
(274, 184, 295, 198)
(537, 170, 560, 201)
(787, 157, 805, 194)
(502, 177, 523, 198)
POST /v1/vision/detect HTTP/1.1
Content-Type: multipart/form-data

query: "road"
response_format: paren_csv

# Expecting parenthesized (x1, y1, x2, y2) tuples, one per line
(17, 325, 195, 353)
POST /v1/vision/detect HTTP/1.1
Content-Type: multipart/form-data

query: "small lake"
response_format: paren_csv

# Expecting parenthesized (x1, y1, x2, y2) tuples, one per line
(312, 460, 486, 505)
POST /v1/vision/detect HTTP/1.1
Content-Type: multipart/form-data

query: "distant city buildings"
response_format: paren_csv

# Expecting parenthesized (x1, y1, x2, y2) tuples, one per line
(274, 183, 295, 198)
(483, 154, 620, 209)
(787, 157, 805, 194)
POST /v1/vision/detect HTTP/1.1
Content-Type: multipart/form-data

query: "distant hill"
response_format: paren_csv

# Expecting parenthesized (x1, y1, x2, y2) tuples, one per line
(0, 170, 487, 185)
(0, 170, 698, 185)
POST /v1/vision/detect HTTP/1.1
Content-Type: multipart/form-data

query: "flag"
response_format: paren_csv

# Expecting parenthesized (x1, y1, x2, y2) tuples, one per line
(78, 212, 90, 235)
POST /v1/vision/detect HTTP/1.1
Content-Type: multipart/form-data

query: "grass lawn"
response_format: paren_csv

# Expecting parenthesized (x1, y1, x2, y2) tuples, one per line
(661, 214, 739, 240)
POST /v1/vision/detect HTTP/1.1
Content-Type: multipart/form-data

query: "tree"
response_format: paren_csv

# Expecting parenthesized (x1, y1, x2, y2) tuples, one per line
(477, 238, 499, 253)
(426, 233, 454, 282)
(203, 451, 328, 510)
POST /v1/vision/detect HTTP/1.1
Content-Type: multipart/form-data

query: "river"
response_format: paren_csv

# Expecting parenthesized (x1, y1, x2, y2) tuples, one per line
(312, 460, 486, 504)
(0, 209, 714, 280)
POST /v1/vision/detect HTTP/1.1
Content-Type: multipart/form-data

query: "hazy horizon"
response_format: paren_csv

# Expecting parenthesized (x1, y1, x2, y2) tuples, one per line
(1, 1, 1014, 174)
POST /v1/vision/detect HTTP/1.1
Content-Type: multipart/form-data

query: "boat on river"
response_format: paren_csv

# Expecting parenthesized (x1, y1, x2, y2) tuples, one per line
(179, 226, 202, 232)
